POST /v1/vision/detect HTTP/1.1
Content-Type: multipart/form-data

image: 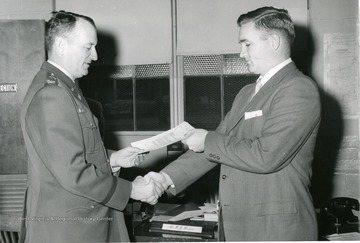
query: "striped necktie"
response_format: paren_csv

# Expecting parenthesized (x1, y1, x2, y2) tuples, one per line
(251, 76, 263, 100)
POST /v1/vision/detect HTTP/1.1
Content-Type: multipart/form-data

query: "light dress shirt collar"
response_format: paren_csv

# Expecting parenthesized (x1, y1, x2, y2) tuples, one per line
(257, 58, 292, 89)
(47, 59, 75, 83)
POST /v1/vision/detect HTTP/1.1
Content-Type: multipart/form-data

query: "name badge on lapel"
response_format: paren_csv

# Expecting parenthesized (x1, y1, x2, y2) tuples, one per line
(245, 110, 263, 120)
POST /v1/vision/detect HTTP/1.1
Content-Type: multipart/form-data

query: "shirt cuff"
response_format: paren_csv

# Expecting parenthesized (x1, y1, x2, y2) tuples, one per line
(160, 171, 175, 189)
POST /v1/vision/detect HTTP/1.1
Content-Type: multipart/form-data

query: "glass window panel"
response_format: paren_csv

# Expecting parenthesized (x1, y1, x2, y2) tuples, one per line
(102, 78, 134, 131)
(184, 76, 221, 130)
(136, 77, 170, 131)
(223, 75, 258, 114)
(79, 64, 170, 132)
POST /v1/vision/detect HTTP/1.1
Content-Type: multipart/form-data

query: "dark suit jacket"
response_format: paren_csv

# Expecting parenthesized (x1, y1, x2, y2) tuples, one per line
(20, 62, 131, 242)
(163, 62, 321, 241)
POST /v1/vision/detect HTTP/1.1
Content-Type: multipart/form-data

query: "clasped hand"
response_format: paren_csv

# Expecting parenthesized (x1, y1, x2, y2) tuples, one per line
(130, 172, 171, 205)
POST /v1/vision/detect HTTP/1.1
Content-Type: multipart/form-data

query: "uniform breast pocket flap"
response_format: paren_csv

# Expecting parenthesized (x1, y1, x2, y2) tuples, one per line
(78, 108, 99, 153)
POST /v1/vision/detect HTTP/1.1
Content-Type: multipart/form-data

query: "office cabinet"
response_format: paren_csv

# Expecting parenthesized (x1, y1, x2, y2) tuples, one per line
(0, 20, 45, 174)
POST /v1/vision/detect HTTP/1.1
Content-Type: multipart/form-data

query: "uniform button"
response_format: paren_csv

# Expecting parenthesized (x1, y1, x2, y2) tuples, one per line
(222, 174, 227, 179)
(71, 87, 74, 91)
(216, 156, 220, 160)
(209, 153, 213, 158)
(90, 204, 95, 209)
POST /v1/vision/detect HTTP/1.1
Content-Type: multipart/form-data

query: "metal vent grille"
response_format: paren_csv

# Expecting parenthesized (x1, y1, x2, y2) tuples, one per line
(184, 55, 222, 76)
(106, 65, 133, 79)
(111, 65, 134, 78)
(91, 65, 133, 79)
(0, 174, 26, 215)
(183, 54, 250, 76)
(135, 64, 170, 78)
(223, 54, 250, 74)
(89, 64, 170, 79)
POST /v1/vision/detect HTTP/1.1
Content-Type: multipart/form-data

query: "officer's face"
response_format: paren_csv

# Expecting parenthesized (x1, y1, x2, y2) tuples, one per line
(63, 19, 98, 79)
(238, 22, 273, 76)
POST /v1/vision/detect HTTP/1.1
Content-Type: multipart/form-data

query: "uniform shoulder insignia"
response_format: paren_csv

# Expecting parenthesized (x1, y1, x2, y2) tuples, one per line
(45, 72, 59, 86)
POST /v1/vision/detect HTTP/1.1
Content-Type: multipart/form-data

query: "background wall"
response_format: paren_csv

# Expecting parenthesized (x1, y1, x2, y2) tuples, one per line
(308, 0, 359, 207)
(0, 0, 52, 20)
(176, 0, 308, 55)
(56, 0, 172, 66)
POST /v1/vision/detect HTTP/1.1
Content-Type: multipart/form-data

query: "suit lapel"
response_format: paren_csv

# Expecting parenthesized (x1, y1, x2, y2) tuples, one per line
(226, 62, 297, 134)
(226, 85, 253, 134)
(250, 62, 297, 102)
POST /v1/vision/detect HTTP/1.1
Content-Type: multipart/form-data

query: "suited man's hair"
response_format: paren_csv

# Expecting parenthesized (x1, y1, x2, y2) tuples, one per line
(237, 6, 295, 47)
(45, 10, 96, 51)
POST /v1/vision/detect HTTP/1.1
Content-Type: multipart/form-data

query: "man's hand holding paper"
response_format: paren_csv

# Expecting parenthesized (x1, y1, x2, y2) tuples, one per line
(131, 122, 194, 152)
(181, 129, 209, 153)
(110, 146, 146, 172)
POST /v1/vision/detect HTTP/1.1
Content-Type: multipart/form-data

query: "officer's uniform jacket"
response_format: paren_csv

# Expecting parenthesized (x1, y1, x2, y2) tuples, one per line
(20, 61, 131, 242)
(162, 62, 321, 241)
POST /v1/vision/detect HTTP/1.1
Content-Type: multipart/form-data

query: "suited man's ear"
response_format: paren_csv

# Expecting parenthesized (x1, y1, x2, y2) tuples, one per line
(270, 33, 281, 50)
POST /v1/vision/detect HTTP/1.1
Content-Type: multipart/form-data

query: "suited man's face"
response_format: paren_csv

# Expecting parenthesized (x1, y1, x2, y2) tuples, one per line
(238, 22, 274, 76)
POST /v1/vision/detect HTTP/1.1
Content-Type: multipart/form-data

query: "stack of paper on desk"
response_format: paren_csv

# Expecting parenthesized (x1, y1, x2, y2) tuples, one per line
(203, 211, 218, 222)
(131, 121, 194, 152)
(324, 232, 360, 241)
(147, 203, 217, 239)
(190, 203, 218, 222)
(150, 203, 218, 222)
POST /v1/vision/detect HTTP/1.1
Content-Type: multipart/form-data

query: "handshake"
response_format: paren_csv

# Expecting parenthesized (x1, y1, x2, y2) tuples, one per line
(130, 172, 173, 205)
(109, 127, 210, 205)
(109, 147, 174, 205)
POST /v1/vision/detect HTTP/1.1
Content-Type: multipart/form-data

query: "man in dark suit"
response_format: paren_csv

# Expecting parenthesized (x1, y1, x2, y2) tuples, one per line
(144, 6, 321, 241)
(20, 11, 162, 242)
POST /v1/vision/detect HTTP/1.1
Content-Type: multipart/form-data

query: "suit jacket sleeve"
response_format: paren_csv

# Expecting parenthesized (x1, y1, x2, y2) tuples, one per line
(161, 87, 242, 194)
(25, 85, 131, 211)
(162, 149, 217, 195)
(204, 75, 321, 173)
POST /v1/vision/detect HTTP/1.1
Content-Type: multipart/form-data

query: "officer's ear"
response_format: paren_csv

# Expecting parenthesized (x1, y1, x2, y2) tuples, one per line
(54, 36, 67, 56)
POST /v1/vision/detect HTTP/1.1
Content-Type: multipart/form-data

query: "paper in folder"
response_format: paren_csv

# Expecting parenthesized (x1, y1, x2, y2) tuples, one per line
(149, 221, 215, 239)
(148, 203, 216, 239)
(131, 121, 194, 152)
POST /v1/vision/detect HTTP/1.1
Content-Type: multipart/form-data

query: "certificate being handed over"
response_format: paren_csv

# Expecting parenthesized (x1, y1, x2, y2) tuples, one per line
(131, 121, 194, 152)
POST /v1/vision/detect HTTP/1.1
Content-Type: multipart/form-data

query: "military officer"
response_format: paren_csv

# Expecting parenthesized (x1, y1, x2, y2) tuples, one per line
(20, 10, 163, 242)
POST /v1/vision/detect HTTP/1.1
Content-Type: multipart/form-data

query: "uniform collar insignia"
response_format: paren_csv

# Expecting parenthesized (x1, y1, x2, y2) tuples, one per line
(46, 72, 59, 85)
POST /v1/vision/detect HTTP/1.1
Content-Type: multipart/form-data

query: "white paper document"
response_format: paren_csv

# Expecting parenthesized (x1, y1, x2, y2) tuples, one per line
(168, 210, 205, 222)
(324, 232, 360, 241)
(150, 203, 219, 222)
(199, 203, 217, 213)
(131, 121, 194, 152)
